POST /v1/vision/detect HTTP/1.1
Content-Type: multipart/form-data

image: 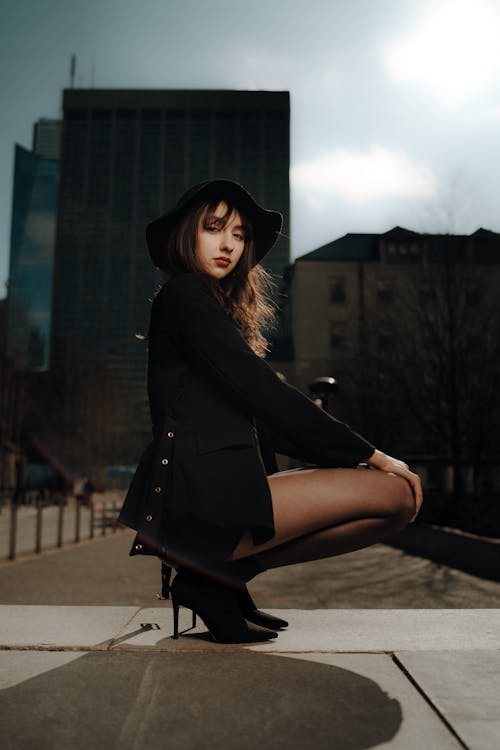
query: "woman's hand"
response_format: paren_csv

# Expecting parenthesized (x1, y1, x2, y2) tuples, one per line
(365, 449, 423, 523)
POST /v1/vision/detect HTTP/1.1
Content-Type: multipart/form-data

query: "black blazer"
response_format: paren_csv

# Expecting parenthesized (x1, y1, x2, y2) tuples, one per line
(118, 271, 376, 559)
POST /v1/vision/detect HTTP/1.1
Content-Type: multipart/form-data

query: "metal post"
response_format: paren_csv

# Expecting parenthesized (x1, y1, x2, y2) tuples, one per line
(35, 491, 43, 554)
(89, 501, 95, 539)
(57, 494, 64, 547)
(8, 495, 17, 561)
(101, 501, 106, 536)
(112, 499, 117, 533)
(75, 496, 81, 543)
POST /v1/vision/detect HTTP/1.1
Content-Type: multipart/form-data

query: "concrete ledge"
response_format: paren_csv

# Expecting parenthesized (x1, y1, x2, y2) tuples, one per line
(386, 522, 500, 582)
(1, 605, 499, 652)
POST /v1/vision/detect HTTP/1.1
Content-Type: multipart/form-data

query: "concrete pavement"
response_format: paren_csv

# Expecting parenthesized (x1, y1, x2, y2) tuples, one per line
(1, 604, 499, 749)
(2, 528, 500, 748)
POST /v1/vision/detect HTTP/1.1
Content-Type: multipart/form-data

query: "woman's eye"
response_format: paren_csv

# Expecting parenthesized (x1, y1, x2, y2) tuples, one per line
(234, 233, 244, 241)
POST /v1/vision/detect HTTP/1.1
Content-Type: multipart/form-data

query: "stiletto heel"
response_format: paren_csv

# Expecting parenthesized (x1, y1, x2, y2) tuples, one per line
(170, 590, 196, 638)
(170, 568, 278, 644)
(172, 595, 180, 639)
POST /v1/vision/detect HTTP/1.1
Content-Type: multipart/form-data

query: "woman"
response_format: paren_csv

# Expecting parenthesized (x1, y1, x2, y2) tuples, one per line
(118, 179, 423, 644)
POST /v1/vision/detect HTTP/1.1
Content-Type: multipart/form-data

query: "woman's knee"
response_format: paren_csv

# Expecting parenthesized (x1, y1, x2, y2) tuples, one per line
(386, 473, 415, 522)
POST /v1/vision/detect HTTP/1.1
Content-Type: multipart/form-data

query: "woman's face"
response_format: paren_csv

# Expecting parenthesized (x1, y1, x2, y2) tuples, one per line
(194, 201, 247, 279)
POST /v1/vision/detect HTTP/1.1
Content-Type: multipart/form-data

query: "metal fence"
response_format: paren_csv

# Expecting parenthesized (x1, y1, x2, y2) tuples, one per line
(0, 489, 123, 561)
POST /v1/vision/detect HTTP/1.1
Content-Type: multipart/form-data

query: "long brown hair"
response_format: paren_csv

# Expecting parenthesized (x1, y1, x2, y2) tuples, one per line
(159, 198, 279, 357)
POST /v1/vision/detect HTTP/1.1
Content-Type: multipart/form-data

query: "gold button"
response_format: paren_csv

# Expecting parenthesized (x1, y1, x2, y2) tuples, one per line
(134, 543, 142, 550)
(167, 431, 174, 438)
(146, 514, 153, 522)
(161, 458, 169, 465)
(154, 486, 161, 493)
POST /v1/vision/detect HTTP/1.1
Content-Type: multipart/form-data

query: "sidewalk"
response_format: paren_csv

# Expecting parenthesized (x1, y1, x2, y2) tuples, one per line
(2, 526, 500, 608)
(1, 529, 500, 748)
(1, 604, 499, 748)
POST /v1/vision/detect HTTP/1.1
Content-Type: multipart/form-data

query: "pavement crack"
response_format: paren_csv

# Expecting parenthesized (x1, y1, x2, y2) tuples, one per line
(391, 653, 470, 749)
(107, 607, 142, 649)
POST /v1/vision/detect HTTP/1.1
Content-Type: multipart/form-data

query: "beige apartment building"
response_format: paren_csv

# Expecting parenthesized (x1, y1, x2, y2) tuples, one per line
(271, 226, 500, 494)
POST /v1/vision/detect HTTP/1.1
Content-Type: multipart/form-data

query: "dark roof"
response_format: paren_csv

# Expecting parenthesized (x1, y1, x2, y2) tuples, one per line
(299, 233, 379, 261)
(469, 228, 500, 239)
(298, 226, 500, 262)
(381, 226, 421, 240)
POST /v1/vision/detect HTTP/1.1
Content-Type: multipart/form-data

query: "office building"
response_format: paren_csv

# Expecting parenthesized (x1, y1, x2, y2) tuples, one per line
(33, 118, 61, 160)
(6, 135, 59, 371)
(51, 88, 290, 458)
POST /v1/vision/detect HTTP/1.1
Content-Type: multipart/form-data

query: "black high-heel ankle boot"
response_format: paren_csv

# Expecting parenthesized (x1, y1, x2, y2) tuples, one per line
(170, 567, 279, 644)
(206, 555, 289, 630)
(235, 585, 288, 629)
(158, 561, 288, 629)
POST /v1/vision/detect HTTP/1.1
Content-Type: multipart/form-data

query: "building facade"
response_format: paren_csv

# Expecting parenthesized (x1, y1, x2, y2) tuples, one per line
(284, 226, 500, 493)
(50, 89, 290, 460)
(6, 140, 59, 371)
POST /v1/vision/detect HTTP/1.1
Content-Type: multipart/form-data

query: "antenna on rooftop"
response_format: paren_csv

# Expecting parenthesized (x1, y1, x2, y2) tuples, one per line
(70, 54, 76, 88)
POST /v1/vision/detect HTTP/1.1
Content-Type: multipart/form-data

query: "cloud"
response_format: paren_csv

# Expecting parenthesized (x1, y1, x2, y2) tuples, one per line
(291, 145, 436, 202)
(381, 0, 500, 105)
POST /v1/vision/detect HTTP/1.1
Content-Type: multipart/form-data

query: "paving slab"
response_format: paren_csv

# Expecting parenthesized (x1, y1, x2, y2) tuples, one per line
(0, 605, 139, 649)
(396, 649, 500, 750)
(106, 607, 500, 652)
(0, 649, 84, 688)
(0, 649, 461, 750)
(277, 652, 462, 749)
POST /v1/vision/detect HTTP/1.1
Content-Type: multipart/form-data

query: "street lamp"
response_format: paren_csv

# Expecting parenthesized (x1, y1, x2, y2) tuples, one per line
(309, 376, 338, 413)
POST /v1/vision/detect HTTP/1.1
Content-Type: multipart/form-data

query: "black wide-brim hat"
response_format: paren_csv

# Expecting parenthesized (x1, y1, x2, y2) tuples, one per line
(146, 178, 283, 271)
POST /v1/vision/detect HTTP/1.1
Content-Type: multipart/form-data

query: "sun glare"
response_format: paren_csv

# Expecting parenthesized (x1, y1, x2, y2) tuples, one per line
(383, 0, 500, 104)
(291, 146, 436, 202)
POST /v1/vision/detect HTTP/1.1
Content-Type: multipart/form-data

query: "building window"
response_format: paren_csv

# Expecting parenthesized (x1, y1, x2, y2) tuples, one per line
(330, 321, 346, 350)
(377, 326, 394, 352)
(376, 277, 393, 302)
(329, 276, 346, 303)
(386, 241, 420, 261)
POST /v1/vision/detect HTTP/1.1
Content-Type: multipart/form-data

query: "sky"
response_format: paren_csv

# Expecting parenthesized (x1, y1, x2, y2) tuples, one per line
(1, 0, 500, 297)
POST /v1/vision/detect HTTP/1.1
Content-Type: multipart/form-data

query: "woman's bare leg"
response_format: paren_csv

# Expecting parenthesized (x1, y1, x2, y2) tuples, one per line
(228, 465, 415, 566)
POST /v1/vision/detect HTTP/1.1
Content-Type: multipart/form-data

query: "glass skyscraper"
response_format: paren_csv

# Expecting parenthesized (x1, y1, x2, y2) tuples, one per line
(7, 142, 59, 370)
(51, 89, 290, 458)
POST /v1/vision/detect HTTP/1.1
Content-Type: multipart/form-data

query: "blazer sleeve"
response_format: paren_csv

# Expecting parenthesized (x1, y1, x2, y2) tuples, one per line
(160, 272, 376, 468)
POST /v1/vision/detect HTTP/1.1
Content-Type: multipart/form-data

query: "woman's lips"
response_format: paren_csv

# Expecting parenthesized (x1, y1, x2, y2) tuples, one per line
(214, 258, 230, 266)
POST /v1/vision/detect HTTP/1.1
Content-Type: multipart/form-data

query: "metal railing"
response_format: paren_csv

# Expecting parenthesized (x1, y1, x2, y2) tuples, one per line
(0, 489, 123, 561)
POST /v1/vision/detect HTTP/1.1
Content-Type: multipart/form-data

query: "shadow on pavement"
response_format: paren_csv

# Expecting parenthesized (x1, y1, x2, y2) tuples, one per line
(0, 650, 402, 749)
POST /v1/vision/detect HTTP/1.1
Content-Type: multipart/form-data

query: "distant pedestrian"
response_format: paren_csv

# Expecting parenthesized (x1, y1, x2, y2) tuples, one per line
(83, 479, 95, 506)
(119, 179, 423, 644)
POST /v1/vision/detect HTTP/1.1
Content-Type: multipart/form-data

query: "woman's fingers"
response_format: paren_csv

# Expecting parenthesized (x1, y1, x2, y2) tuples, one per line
(364, 450, 424, 522)
(387, 467, 423, 522)
(404, 469, 423, 522)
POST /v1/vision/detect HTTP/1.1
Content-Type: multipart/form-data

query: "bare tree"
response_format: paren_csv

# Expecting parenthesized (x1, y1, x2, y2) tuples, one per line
(364, 234, 500, 520)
